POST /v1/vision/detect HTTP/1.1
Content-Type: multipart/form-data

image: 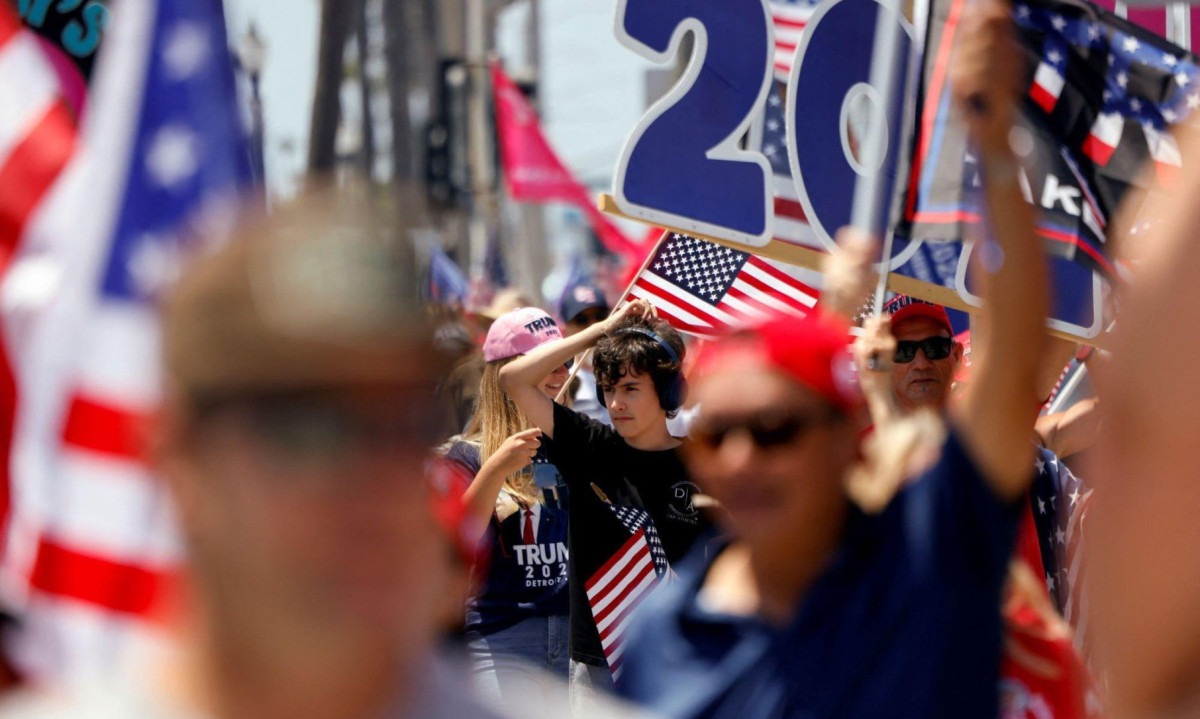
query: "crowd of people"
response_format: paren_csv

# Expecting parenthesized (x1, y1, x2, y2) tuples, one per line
(0, 2, 1198, 718)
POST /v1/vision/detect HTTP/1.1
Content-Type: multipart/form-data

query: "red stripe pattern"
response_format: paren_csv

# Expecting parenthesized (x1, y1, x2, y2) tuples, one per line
(586, 505, 669, 679)
(61, 395, 152, 461)
(28, 538, 172, 617)
(0, 4, 76, 582)
(630, 233, 819, 338)
(0, 2, 178, 679)
(770, 0, 818, 80)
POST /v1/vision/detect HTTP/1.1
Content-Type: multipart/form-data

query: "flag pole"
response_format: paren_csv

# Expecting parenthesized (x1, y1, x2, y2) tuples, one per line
(848, 0, 919, 317)
(554, 230, 667, 404)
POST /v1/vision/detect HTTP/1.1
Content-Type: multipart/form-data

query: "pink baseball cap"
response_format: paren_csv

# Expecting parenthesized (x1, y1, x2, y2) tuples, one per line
(884, 295, 953, 335)
(483, 307, 563, 362)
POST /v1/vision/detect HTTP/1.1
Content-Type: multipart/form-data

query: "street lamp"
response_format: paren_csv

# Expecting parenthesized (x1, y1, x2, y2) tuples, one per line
(238, 23, 267, 185)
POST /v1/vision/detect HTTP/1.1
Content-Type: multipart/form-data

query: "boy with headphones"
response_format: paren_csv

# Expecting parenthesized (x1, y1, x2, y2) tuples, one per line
(500, 298, 712, 697)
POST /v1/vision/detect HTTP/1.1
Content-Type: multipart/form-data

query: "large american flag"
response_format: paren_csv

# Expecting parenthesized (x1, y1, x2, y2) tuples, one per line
(628, 233, 819, 338)
(0, 0, 251, 681)
(0, 0, 79, 601)
(586, 504, 669, 680)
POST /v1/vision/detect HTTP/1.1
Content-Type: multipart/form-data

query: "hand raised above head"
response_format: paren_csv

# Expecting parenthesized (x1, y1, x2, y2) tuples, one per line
(605, 298, 658, 330)
(950, 0, 1023, 151)
(853, 316, 901, 426)
(853, 316, 897, 374)
(821, 226, 879, 322)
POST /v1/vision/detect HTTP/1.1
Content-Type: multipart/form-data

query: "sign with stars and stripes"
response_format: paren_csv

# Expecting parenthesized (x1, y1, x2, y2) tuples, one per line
(627, 232, 819, 338)
(755, 81, 823, 250)
(901, 0, 1200, 282)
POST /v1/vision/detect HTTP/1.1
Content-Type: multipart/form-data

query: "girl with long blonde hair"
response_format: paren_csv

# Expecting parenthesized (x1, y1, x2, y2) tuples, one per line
(441, 307, 571, 701)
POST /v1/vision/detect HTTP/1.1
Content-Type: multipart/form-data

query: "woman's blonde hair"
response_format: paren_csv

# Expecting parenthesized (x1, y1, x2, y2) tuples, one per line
(464, 358, 539, 507)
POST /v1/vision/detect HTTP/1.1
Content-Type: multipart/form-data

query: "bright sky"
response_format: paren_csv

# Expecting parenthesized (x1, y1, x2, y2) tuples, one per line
(222, 0, 655, 199)
(223, 0, 319, 199)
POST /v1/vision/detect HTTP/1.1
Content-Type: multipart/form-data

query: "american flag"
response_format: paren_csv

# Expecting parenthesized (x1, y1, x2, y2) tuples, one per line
(0, 0, 251, 681)
(902, 0, 1200, 280)
(0, 0, 79, 616)
(770, 0, 820, 80)
(1029, 448, 1093, 655)
(586, 504, 668, 679)
(424, 242, 469, 305)
(627, 233, 819, 338)
(760, 82, 822, 249)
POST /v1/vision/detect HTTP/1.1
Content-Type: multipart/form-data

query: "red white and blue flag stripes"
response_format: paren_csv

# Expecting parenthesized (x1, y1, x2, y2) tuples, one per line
(769, 0, 820, 81)
(0, 0, 80, 546)
(587, 504, 669, 680)
(900, 0, 1199, 281)
(628, 233, 819, 338)
(0, 0, 251, 681)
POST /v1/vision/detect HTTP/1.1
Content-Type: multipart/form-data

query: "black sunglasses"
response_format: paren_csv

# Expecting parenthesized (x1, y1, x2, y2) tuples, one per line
(691, 409, 840, 452)
(893, 336, 954, 364)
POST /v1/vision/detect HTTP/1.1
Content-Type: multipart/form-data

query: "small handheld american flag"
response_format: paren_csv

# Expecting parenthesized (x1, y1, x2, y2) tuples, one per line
(586, 503, 670, 680)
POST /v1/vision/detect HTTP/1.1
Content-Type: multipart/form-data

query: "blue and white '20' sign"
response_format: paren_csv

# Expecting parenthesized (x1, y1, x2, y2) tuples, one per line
(613, 0, 911, 251)
(787, 0, 912, 256)
(613, 0, 777, 247)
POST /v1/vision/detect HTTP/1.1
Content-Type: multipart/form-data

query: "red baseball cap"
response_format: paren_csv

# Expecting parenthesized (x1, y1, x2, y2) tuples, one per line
(694, 313, 862, 415)
(884, 295, 953, 335)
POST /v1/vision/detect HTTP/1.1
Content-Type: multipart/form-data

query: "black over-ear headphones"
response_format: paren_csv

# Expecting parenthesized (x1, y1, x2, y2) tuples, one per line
(596, 327, 688, 413)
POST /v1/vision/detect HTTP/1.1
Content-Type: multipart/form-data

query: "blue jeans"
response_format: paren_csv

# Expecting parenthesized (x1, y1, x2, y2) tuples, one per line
(466, 615, 569, 703)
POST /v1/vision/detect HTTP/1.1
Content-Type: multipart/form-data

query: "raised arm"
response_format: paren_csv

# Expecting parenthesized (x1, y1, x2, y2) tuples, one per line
(948, 0, 1049, 501)
(819, 227, 879, 323)
(853, 316, 901, 428)
(500, 299, 655, 438)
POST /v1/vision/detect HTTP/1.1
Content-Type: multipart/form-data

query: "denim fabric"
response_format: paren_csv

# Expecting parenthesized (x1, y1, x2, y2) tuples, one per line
(466, 615, 569, 704)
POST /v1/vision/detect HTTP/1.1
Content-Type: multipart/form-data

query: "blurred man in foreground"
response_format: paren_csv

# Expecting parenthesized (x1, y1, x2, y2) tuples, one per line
(0, 194, 606, 719)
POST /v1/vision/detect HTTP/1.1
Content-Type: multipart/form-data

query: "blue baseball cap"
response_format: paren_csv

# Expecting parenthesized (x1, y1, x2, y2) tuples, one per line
(560, 283, 610, 325)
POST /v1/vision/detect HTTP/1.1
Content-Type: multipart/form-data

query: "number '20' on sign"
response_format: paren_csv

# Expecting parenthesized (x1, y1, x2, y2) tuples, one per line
(612, 0, 912, 251)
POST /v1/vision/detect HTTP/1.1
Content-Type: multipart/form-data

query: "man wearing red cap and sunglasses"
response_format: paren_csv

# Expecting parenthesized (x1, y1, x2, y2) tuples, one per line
(883, 295, 963, 414)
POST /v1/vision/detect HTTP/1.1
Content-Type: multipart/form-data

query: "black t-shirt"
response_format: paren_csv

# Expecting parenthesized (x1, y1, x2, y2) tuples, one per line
(546, 403, 712, 667)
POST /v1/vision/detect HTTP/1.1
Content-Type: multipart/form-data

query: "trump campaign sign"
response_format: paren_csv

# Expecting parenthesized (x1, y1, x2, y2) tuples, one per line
(605, 0, 1150, 342)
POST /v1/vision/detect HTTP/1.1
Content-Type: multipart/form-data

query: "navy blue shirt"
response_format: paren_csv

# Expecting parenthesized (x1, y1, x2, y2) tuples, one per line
(446, 441, 570, 636)
(617, 430, 1022, 719)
